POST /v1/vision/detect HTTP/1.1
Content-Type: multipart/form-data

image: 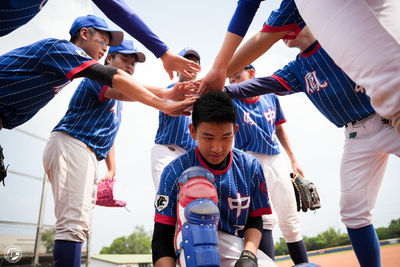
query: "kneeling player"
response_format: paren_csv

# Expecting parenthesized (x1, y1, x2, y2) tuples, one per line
(152, 92, 276, 267)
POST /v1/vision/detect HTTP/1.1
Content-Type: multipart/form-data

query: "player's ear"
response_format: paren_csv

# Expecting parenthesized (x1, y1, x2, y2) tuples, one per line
(249, 69, 255, 79)
(80, 27, 90, 41)
(189, 123, 197, 140)
(105, 54, 112, 65)
(233, 123, 239, 135)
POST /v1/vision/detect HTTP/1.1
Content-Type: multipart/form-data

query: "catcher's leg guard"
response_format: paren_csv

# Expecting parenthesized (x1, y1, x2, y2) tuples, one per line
(175, 166, 220, 267)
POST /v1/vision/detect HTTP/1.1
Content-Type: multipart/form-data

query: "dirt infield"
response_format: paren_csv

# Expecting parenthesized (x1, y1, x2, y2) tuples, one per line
(277, 244, 400, 267)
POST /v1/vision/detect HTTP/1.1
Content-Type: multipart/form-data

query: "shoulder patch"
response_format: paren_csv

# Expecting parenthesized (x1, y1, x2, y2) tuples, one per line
(75, 49, 91, 59)
(154, 195, 169, 212)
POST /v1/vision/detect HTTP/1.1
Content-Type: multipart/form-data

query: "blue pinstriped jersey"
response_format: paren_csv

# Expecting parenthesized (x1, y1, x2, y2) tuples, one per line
(154, 147, 271, 238)
(154, 83, 197, 151)
(261, 0, 305, 39)
(53, 78, 122, 160)
(0, 38, 97, 129)
(233, 94, 286, 155)
(272, 42, 375, 127)
(0, 0, 48, 37)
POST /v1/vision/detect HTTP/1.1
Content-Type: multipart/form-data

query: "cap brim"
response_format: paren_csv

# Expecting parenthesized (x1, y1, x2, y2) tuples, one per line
(115, 50, 146, 63)
(93, 26, 124, 47)
(183, 50, 200, 60)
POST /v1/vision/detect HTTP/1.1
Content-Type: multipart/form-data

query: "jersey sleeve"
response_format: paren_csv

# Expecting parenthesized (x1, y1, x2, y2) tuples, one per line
(154, 164, 180, 225)
(227, 0, 263, 37)
(261, 0, 305, 39)
(92, 0, 168, 58)
(274, 96, 286, 124)
(249, 159, 272, 217)
(271, 60, 304, 95)
(42, 40, 97, 80)
(224, 76, 288, 99)
(79, 78, 110, 103)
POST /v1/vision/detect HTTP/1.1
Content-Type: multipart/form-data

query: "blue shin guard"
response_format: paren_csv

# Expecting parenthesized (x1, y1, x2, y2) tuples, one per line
(347, 225, 381, 267)
(53, 240, 82, 267)
(176, 166, 220, 267)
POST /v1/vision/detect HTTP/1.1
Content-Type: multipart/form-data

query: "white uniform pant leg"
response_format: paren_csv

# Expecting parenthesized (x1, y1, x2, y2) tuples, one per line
(295, 0, 400, 133)
(150, 144, 186, 192)
(217, 230, 276, 267)
(43, 131, 98, 242)
(340, 114, 400, 228)
(249, 152, 302, 243)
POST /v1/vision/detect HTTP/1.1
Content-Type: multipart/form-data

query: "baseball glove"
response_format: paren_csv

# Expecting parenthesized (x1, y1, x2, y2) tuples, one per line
(290, 173, 321, 212)
(96, 178, 128, 209)
(0, 145, 9, 186)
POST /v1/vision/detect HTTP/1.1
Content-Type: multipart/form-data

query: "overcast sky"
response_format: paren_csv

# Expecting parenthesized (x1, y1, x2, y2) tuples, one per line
(0, 0, 399, 255)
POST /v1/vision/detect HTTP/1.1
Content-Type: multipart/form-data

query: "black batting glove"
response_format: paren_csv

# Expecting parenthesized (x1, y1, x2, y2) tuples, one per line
(234, 250, 258, 267)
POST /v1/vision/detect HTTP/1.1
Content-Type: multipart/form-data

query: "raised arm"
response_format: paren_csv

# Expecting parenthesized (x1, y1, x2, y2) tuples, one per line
(224, 76, 288, 99)
(92, 0, 200, 79)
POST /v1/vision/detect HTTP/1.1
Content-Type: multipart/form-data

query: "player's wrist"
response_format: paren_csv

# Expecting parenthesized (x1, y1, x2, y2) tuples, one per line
(234, 250, 257, 267)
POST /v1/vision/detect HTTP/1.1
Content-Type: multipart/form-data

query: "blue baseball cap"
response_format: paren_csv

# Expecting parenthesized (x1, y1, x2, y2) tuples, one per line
(245, 64, 255, 71)
(69, 14, 123, 46)
(108, 40, 146, 63)
(178, 47, 200, 62)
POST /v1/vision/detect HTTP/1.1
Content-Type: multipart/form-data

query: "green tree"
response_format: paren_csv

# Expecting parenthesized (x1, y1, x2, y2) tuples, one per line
(100, 225, 152, 254)
(388, 218, 400, 238)
(274, 237, 288, 256)
(41, 228, 55, 253)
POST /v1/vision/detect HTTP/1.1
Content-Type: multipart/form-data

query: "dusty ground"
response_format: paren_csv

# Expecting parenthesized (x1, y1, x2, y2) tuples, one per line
(277, 244, 400, 267)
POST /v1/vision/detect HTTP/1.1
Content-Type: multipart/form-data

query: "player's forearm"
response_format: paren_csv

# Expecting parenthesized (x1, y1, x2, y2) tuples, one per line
(92, 0, 168, 58)
(227, 31, 289, 77)
(243, 227, 262, 255)
(224, 76, 286, 99)
(212, 32, 243, 71)
(155, 257, 175, 267)
(276, 124, 296, 163)
(142, 84, 168, 99)
(104, 87, 136, 101)
(105, 144, 116, 174)
(112, 69, 167, 110)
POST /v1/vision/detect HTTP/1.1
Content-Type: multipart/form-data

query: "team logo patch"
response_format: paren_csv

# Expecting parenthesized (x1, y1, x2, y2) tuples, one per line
(155, 195, 169, 212)
(263, 108, 276, 127)
(228, 192, 250, 218)
(75, 49, 91, 59)
(243, 112, 256, 126)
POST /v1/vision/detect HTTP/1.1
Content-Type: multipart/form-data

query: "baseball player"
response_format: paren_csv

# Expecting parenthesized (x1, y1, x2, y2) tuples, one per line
(294, 0, 400, 134)
(0, 0, 200, 80)
(42, 39, 149, 266)
(151, 47, 200, 192)
(223, 26, 400, 267)
(152, 91, 276, 267)
(0, 14, 196, 131)
(229, 65, 308, 265)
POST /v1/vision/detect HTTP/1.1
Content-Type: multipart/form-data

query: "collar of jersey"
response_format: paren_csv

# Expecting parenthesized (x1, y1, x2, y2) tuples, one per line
(196, 147, 233, 175)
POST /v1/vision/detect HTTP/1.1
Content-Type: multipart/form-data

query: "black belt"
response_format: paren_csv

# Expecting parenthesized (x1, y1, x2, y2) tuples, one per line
(345, 113, 374, 127)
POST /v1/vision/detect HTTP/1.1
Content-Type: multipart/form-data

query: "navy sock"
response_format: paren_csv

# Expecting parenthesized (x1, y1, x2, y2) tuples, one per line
(258, 229, 275, 260)
(287, 240, 308, 264)
(53, 240, 82, 267)
(347, 225, 381, 267)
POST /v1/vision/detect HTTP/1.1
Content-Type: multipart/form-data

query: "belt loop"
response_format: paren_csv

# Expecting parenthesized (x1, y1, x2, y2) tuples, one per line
(168, 146, 176, 152)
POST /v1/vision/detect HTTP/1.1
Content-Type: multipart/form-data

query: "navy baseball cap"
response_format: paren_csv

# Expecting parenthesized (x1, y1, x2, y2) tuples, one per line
(178, 47, 200, 62)
(108, 40, 146, 63)
(69, 15, 123, 46)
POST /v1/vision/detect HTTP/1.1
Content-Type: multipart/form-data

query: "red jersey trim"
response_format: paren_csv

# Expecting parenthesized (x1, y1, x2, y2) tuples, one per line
(261, 24, 301, 40)
(300, 43, 321, 57)
(240, 96, 260, 104)
(66, 59, 98, 80)
(275, 118, 287, 125)
(271, 74, 292, 93)
(249, 207, 272, 217)
(99, 85, 110, 103)
(196, 147, 233, 176)
(154, 213, 176, 226)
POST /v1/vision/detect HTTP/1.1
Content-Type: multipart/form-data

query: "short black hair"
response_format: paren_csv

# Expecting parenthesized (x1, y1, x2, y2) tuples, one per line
(104, 52, 138, 66)
(192, 91, 236, 129)
(70, 27, 111, 43)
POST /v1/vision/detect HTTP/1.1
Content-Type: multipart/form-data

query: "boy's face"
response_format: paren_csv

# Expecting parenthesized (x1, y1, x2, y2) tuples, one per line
(178, 55, 200, 82)
(228, 69, 254, 84)
(189, 122, 238, 165)
(81, 28, 110, 61)
(107, 53, 137, 75)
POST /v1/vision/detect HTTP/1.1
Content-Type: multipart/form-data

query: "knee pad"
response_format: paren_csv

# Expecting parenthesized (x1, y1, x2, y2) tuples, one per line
(175, 167, 220, 267)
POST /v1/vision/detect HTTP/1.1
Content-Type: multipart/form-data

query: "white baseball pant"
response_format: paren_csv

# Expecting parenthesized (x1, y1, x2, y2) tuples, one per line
(218, 230, 276, 267)
(295, 0, 400, 134)
(340, 113, 400, 228)
(43, 131, 98, 242)
(150, 144, 187, 192)
(248, 152, 303, 243)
